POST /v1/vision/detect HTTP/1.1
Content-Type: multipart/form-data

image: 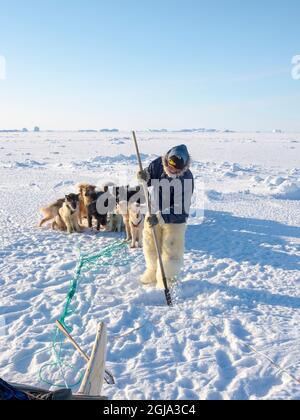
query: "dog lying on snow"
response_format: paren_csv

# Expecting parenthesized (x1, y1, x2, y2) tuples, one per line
(58, 194, 81, 234)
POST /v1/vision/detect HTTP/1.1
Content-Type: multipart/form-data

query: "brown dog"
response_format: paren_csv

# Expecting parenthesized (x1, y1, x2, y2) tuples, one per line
(39, 198, 65, 229)
(76, 183, 97, 226)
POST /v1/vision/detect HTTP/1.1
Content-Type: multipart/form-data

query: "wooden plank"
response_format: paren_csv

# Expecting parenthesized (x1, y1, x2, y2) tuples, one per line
(78, 322, 107, 396)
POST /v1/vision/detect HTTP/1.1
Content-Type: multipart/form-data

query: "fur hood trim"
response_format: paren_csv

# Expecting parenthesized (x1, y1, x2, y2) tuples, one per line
(162, 154, 192, 178)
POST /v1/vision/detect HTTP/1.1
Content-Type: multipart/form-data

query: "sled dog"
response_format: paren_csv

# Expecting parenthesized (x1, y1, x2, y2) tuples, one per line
(39, 198, 65, 229)
(128, 202, 144, 248)
(59, 194, 81, 234)
(117, 201, 131, 241)
(86, 190, 108, 231)
(77, 183, 97, 225)
(107, 213, 124, 233)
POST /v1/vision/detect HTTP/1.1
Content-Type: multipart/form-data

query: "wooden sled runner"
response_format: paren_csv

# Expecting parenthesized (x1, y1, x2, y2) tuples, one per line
(56, 320, 110, 399)
(78, 323, 107, 396)
(10, 321, 110, 400)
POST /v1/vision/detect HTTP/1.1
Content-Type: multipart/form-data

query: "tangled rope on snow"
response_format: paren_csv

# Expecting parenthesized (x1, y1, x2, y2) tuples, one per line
(39, 239, 131, 389)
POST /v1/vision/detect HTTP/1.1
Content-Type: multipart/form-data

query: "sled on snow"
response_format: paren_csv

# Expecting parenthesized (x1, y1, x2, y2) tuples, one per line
(3, 322, 110, 401)
(56, 320, 110, 397)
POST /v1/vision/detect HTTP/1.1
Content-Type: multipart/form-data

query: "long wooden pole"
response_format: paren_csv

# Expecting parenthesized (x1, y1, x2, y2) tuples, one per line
(56, 320, 89, 362)
(132, 131, 172, 307)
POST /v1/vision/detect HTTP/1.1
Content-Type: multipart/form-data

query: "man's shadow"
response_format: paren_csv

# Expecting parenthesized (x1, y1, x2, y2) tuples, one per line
(182, 210, 300, 310)
(187, 210, 300, 272)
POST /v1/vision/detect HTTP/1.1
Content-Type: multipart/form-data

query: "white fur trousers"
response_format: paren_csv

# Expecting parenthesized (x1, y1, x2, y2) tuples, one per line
(141, 221, 187, 289)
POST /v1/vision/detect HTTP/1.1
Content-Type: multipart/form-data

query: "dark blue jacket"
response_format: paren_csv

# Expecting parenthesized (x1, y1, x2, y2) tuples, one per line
(147, 157, 194, 224)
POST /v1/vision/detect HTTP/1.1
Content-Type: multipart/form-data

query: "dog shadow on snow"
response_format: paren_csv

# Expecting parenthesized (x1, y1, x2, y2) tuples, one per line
(183, 210, 300, 310)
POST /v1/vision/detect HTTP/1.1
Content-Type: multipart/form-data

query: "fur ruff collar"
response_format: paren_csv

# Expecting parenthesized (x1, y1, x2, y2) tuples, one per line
(162, 155, 191, 178)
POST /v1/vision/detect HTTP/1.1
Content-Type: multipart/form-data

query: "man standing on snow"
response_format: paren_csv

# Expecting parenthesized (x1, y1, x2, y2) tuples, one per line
(137, 145, 194, 289)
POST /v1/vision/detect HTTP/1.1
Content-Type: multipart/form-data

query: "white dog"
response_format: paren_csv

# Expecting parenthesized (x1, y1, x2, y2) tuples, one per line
(107, 212, 124, 233)
(128, 202, 144, 248)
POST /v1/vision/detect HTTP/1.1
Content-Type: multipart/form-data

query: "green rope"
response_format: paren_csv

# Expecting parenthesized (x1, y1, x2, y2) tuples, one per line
(39, 239, 130, 389)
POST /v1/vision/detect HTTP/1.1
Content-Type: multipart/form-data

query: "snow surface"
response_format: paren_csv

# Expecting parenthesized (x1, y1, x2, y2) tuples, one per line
(0, 131, 300, 400)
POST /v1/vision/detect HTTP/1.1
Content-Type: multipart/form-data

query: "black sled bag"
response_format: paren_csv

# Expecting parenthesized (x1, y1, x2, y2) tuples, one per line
(0, 378, 29, 400)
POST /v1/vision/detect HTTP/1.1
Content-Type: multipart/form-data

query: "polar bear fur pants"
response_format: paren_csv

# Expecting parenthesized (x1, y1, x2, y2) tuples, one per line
(141, 220, 187, 289)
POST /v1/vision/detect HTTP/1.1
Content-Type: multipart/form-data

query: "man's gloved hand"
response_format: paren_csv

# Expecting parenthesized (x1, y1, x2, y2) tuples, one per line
(147, 214, 159, 228)
(137, 169, 150, 183)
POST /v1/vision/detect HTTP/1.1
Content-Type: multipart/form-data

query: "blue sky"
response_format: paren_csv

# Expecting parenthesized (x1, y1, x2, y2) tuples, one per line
(0, 0, 299, 131)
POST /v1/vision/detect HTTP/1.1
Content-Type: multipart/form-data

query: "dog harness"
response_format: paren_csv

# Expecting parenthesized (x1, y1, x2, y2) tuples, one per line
(130, 215, 144, 228)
